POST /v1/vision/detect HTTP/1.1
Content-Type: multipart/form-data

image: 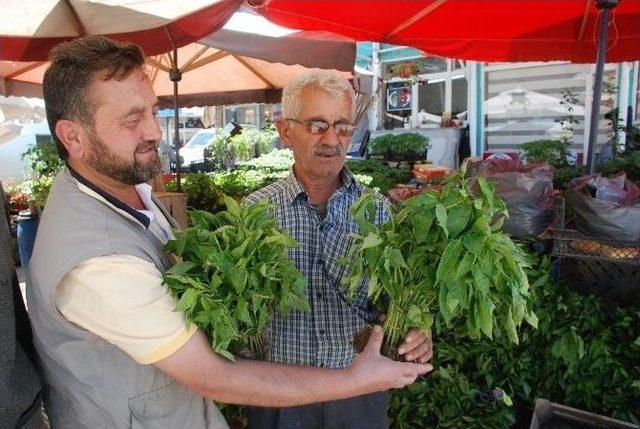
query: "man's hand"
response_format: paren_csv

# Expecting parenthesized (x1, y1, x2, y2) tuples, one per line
(348, 325, 432, 392)
(398, 329, 433, 363)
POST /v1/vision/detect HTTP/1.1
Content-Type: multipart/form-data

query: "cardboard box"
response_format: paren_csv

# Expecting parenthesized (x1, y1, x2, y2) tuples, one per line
(155, 192, 188, 230)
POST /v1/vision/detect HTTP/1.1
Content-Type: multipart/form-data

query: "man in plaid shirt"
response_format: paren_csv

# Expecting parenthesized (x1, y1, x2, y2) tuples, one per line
(245, 70, 433, 429)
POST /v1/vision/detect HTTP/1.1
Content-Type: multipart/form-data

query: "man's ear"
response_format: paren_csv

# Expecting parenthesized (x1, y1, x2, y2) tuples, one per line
(275, 119, 292, 149)
(55, 120, 86, 159)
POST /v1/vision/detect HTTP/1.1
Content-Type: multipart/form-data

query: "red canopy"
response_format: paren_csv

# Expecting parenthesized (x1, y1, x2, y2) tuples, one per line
(254, 0, 640, 63)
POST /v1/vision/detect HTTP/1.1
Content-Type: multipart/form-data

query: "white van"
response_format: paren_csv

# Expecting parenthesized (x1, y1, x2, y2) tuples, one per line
(178, 128, 216, 170)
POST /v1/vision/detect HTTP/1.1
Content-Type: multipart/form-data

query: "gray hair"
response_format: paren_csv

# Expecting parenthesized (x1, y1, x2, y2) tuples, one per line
(282, 70, 355, 120)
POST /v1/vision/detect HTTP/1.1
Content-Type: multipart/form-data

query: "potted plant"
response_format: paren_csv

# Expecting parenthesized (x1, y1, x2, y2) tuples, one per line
(368, 133, 430, 163)
(17, 138, 64, 267)
(21, 139, 64, 213)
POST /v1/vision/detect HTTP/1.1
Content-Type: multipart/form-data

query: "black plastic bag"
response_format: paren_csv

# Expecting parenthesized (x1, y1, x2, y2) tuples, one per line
(477, 155, 554, 238)
(568, 173, 640, 244)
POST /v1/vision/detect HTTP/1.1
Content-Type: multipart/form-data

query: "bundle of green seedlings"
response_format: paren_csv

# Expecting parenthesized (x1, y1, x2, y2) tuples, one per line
(342, 164, 538, 358)
(163, 196, 309, 361)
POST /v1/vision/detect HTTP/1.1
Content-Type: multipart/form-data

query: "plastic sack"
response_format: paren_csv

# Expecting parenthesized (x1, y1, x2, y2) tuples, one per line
(568, 173, 640, 244)
(477, 155, 554, 238)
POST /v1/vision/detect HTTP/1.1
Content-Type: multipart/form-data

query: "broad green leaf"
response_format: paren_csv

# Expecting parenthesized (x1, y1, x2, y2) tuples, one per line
(476, 293, 495, 339)
(176, 288, 200, 313)
(389, 248, 407, 270)
(215, 347, 236, 362)
(504, 308, 519, 345)
(166, 261, 197, 276)
(235, 299, 253, 326)
(462, 233, 484, 257)
(448, 280, 468, 310)
(421, 312, 434, 333)
(361, 232, 383, 250)
(491, 216, 505, 232)
(551, 329, 584, 367)
(447, 203, 472, 238)
(436, 239, 463, 283)
(455, 251, 476, 280)
(435, 203, 448, 237)
(223, 195, 241, 217)
(226, 266, 247, 294)
(524, 310, 539, 329)
(477, 177, 495, 211)
(471, 266, 491, 295)
(407, 304, 422, 327)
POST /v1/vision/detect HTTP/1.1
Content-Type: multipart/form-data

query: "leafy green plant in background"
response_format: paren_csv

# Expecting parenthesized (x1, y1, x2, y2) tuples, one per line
(21, 138, 65, 208)
(434, 256, 640, 426)
(389, 365, 515, 429)
(342, 165, 537, 357)
(165, 173, 226, 212)
(598, 149, 640, 184)
(553, 165, 585, 190)
(163, 197, 309, 360)
(228, 134, 254, 162)
(22, 138, 64, 177)
(345, 159, 412, 193)
(206, 128, 235, 170)
(22, 175, 56, 209)
(556, 88, 580, 144)
(619, 122, 640, 154)
(352, 174, 374, 188)
(368, 133, 430, 159)
(212, 170, 288, 199)
(236, 149, 294, 172)
(234, 126, 278, 157)
(206, 127, 279, 170)
(521, 139, 570, 167)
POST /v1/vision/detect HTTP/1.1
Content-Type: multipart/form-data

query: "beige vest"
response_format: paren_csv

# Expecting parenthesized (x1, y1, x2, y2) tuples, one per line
(27, 167, 228, 429)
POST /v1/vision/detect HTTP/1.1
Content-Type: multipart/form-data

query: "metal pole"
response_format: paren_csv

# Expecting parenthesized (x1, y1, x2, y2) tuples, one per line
(586, 0, 618, 174)
(169, 49, 183, 192)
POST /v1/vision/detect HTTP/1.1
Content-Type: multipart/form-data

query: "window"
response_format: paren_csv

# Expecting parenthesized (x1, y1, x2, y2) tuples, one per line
(224, 105, 259, 128)
(484, 64, 586, 153)
(418, 80, 445, 116)
(452, 76, 468, 115)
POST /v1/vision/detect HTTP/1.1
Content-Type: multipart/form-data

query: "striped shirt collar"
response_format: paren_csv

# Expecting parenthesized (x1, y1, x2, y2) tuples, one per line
(282, 166, 358, 206)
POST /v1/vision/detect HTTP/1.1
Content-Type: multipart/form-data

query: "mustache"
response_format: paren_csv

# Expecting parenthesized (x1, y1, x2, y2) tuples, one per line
(136, 141, 159, 152)
(313, 145, 343, 156)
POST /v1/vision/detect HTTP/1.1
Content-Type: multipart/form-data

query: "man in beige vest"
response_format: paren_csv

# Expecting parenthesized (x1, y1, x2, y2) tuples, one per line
(27, 36, 431, 428)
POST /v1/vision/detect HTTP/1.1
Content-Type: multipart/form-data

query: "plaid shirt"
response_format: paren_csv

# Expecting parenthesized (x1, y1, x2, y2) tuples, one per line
(245, 167, 391, 369)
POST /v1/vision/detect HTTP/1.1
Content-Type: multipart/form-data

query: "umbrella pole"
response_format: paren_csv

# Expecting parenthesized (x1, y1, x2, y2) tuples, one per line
(170, 49, 183, 192)
(586, 0, 618, 174)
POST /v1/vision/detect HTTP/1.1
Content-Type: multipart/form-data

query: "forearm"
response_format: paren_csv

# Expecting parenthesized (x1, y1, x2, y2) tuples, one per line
(156, 328, 428, 407)
(200, 359, 367, 407)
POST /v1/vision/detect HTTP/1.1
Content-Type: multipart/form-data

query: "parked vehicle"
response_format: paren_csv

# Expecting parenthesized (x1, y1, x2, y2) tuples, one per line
(178, 128, 216, 171)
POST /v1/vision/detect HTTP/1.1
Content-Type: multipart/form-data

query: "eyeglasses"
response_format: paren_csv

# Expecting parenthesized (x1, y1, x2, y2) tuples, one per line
(285, 118, 356, 137)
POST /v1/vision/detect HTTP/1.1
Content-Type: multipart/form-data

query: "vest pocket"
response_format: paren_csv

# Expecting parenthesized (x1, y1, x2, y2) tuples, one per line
(128, 381, 197, 428)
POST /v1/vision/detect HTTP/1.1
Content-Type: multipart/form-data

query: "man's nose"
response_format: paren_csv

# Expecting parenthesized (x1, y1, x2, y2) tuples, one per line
(144, 113, 163, 142)
(320, 124, 341, 145)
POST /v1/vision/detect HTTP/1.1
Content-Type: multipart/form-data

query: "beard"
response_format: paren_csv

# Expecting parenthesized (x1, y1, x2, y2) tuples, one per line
(85, 129, 161, 185)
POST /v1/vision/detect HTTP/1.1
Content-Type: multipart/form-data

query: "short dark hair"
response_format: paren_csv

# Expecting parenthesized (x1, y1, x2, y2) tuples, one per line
(43, 36, 145, 159)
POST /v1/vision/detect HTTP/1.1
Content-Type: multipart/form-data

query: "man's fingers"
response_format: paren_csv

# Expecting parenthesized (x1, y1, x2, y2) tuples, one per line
(404, 342, 433, 362)
(398, 329, 432, 355)
(394, 362, 433, 388)
(364, 325, 384, 353)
